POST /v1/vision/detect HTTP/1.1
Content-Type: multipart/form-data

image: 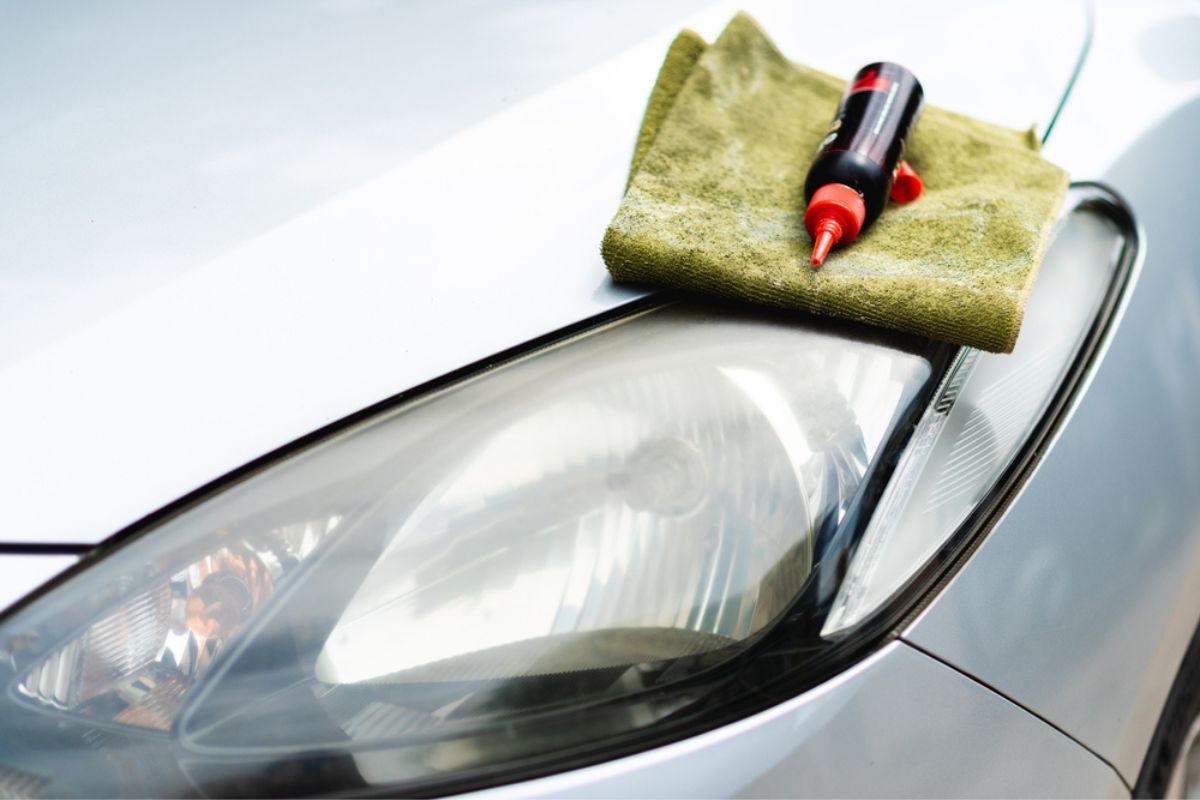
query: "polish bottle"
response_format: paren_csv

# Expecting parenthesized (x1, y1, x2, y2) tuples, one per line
(804, 62, 925, 267)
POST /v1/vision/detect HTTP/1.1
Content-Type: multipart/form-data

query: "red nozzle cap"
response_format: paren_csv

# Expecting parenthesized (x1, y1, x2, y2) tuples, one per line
(890, 160, 923, 204)
(805, 183, 865, 268)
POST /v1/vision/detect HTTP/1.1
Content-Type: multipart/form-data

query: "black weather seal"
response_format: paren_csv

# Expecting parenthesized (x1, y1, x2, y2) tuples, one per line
(1136, 616, 1200, 796)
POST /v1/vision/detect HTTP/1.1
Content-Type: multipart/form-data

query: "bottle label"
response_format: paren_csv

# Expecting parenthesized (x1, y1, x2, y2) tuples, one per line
(819, 63, 924, 174)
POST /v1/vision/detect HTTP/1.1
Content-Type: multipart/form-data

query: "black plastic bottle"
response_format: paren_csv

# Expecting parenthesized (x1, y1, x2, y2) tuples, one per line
(804, 62, 924, 267)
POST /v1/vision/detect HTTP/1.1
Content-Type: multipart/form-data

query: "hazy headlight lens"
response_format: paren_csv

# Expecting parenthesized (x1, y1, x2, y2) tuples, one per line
(0, 185, 1136, 798)
(0, 307, 934, 796)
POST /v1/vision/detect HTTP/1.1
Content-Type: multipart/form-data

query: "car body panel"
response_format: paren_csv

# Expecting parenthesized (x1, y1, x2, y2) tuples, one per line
(458, 642, 1126, 799)
(905, 0, 1200, 783)
(7, 1, 1189, 797)
(0, 0, 1085, 548)
(0, 0, 710, 370)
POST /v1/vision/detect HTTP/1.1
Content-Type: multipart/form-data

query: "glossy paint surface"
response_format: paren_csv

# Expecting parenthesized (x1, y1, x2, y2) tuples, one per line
(0, 0, 1083, 547)
(0, 556, 75, 610)
(0, 0, 705, 368)
(906, 0, 1200, 784)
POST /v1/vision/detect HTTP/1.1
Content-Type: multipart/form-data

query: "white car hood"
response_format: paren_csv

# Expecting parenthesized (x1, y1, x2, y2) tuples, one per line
(0, 1, 1086, 546)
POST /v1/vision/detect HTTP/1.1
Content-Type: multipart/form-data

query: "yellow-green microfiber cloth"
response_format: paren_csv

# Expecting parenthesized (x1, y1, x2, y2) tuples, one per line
(602, 13, 1069, 353)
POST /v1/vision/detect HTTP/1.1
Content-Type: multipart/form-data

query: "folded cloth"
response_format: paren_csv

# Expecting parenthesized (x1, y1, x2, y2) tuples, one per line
(602, 13, 1069, 353)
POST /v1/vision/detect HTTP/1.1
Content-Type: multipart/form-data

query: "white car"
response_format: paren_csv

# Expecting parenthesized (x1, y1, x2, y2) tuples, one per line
(1, 1, 1199, 797)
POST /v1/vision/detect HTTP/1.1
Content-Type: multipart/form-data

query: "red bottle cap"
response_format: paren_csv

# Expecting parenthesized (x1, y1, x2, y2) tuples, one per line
(805, 183, 865, 268)
(890, 160, 923, 204)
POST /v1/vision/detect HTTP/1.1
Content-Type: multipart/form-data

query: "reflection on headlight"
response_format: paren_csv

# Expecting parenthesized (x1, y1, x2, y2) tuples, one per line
(19, 519, 340, 730)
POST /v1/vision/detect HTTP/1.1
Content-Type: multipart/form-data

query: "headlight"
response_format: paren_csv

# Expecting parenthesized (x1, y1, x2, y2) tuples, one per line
(0, 184, 1136, 797)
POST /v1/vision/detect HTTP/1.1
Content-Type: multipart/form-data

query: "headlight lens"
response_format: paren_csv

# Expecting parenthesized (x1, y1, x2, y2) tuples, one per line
(0, 185, 1136, 797)
(0, 306, 937, 796)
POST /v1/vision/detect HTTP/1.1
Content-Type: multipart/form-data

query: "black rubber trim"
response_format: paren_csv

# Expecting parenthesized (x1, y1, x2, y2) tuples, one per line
(1135, 620, 1200, 796)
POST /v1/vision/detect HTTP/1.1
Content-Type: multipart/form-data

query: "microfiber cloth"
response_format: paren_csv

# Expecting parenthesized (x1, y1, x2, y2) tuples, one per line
(602, 13, 1069, 353)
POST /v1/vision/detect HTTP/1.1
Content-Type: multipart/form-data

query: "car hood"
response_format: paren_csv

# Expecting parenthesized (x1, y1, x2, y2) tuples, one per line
(0, 1, 1087, 546)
